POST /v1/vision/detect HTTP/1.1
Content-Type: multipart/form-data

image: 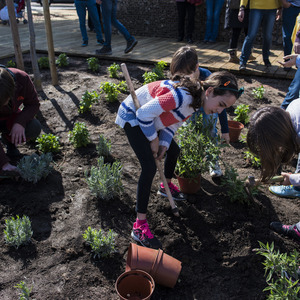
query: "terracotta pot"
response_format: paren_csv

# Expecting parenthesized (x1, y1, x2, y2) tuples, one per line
(228, 120, 244, 142)
(176, 174, 201, 194)
(125, 243, 182, 288)
(115, 269, 155, 300)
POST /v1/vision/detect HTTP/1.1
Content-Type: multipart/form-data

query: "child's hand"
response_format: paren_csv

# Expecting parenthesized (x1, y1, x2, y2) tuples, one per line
(278, 54, 298, 68)
(2, 162, 19, 172)
(157, 146, 167, 160)
(150, 137, 159, 158)
(281, 172, 292, 185)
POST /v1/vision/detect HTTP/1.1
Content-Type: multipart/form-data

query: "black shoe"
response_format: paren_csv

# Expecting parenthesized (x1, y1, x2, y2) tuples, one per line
(157, 182, 187, 201)
(6, 143, 20, 157)
(97, 39, 104, 45)
(187, 38, 194, 44)
(270, 222, 300, 243)
(95, 46, 112, 55)
(239, 64, 246, 71)
(124, 38, 137, 54)
(81, 40, 88, 47)
(263, 59, 271, 67)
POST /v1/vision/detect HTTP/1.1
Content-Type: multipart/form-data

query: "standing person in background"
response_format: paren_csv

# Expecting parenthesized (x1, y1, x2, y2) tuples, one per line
(238, 0, 281, 70)
(96, 0, 137, 55)
(204, 0, 225, 43)
(88, 3, 102, 32)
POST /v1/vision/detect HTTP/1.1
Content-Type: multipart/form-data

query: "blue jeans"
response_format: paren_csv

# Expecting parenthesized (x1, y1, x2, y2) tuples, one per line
(282, 6, 300, 55)
(75, 0, 103, 42)
(281, 68, 300, 109)
(101, 0, 133, 48)
(204, 0, 225, 42)
(240, 9, 276, 65)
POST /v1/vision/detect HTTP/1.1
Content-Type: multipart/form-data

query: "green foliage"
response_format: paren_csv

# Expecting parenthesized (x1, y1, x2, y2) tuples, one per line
(38, 57, 50, 69)
(96, 135, 111, 157)
(14, 281, 32, 300)
(69, 122, 90, 148)
(244, 150, 261, 168)
(56, 53, 69, 67)
(117, 80, 127, 93)
(233, 104, 250, 125)
(85, 156, 123, 200)
(4, 215, 33, 249)
(142, 71, 159, 85)
(87, 57, 100, 73)
(252, 85, 265, 100)
(255, 241, 300, 299)
(239, 132, 247, 144)
(83, 226, 117, 259)
(107, 62, 120, 78)
(17, 153, 53, 184)
(153, 60, 167, 79)
(36, 133, 61, 153)
(79, 90, 99, 114)
(100, 82, 120, 102)
(6, 60, 16, 68)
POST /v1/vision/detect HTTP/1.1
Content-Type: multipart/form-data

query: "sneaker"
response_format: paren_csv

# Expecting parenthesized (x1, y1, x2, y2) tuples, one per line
(209, 162, 223, 177)
(81, 40, 88, 47)
(269, 185, 300, 198)
(270, 222, 300, 243)
(95, 46, 112, 55)
(131, 221, 162, 249)
(158, 182, 186, 201)
(6, 143, 20, 157)
(124, 38, 138, 54)
(97, 39, 104, 45)
(239, 64, 246, 71)
(263, 59, 271, 67)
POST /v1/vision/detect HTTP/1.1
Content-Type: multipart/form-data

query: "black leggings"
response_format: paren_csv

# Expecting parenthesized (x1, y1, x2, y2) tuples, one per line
(229, 27, 248, 49)
(124, 123, 180, 214)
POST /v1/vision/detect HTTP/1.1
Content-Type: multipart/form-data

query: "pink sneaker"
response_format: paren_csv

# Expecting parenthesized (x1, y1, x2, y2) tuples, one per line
(158, 182, 186, 201)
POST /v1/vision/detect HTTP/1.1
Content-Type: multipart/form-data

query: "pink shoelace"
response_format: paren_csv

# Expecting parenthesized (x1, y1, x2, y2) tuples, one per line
(139, 223, 154, 239)
(161, 182, 180, 193)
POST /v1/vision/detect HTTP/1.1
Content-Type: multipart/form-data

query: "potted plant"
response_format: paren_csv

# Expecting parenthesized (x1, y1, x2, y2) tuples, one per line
(228, 104, 249, 142)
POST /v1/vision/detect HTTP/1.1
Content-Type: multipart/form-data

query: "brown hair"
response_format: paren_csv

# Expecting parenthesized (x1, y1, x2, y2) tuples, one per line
(0, 68, 15, 108)
(247, 106, 300, 181)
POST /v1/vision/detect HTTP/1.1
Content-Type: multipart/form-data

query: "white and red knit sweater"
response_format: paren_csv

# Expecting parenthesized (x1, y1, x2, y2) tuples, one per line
(115, 80, 195, 149)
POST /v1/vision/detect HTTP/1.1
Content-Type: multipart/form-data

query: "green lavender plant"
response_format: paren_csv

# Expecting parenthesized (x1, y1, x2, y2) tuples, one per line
(152, 60, 167, 79)
(6, 60, 16, 68)
(87, 57, 100, 73)
(100, 82, 120, 102)
(38, 57, 49, 69)
(142, 71, 159, 85)
(69, 122, 90, 148)
(244, 150, 261, 168)
(79, 90, 99, 114)
(83, 226, 117, 259)
(56, 53, 69, 67)
(252, 85, 265, 100)
(4, 215, 33, 249)
(14, 281, 32, 300)
(36, 133, 61, 153)
(233, 104, 250, 125)
(17, 153, 53, 184)
(85, 156, 123, 200)
(96, 135, 111, 157)
(107, 62, 120, 78)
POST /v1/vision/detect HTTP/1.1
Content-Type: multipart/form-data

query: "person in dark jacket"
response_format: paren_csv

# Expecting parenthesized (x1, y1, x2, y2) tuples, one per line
(0, 66, 41, 172)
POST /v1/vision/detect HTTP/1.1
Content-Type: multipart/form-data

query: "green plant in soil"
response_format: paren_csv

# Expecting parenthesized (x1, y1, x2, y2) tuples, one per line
(36, 133, 61, 153)
(244, 150, 261, 168)
(117, 80, 127, 93)
(96, 135, 111, 157)
(107, 62, 120, 78)
(255, 241, 300, 299)
(152, 60, 167, 79)
(4, 215, 33, 249)
(69, 122, 90, 148)
(239, 131, 247, 144)
(38, 57, 50, 69)
(233, 104, 250, 125)
(87, 57, 100, 73)
(6, 60, 16, 68)
(14, 280, 33, 300)
(83, 226, 117, 259)
(99, 82, 120, 102)
(56, 53, 69, 67)
(17, 153, 53, 184)
(85, 156, 123, 200)
(252, 85, 265, 100)
(142, 71, 159, 85)
(79, 90, 99, 114)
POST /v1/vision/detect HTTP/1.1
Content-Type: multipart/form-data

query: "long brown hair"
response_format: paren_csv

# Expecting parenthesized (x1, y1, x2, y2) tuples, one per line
(0, 68, 15, 108)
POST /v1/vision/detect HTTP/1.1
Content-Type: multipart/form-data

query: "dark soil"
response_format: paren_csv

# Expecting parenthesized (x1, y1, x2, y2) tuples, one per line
(0, 54, 299, 300)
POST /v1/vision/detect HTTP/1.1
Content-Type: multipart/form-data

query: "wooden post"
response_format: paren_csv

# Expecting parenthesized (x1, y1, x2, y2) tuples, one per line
(42, 0, 58, 85)
(6, 0, 24, 70)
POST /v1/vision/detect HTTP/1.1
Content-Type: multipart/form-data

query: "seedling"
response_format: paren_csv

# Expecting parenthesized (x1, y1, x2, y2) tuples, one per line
(96, 135, 111, 157)
(117, 80, 127, 93)
(244, 150, 261, 168)
(6, 60, 16, 68)
(85, 156, 123, 200)
(83, 226, 117, 259)
(142, 71, 159, 85)
(233, 104, 250, 125)
(17, 153, 53, 184)
(79, 90, 99, 114)
(107, 62, 120, 78)
(87, 57, 100, 73)
(252, 85, 265, 100)
(14, 281, 33, 300)
(36, 133, 61, 153)
(56, 53, 69, 67)
(69, 122, 90, 148)
(100, 82, 120, 102)
(38, 57, 49, 69)
(4, 215, 33, 249)
(153, 60, 167, 79)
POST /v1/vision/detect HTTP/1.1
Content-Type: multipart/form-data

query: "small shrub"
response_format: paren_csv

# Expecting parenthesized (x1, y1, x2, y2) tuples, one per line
(79, 90, 99, 114)
(252, 85, 265, 100)
(100, 82, 120, 102)
(36, 133, 61, 153)
(142, 71, 159, 85)
(96, 135, 111, 157)
(69, 122, 90, 148)
(83, 226, 117, 259)
(56, 53, 69, 67)
(38, 57, 49, 69)
(117, 80, 127, 93)
(14, 281, 32, 300)
(244, 150, 261, 168)
(6, 60, 16, 68)
(153, 60, 167, 79)
(107, 62, 120, 78)
(17, 153, 53, 184)
(87, 57, 100, 73)
(85, 156, 123, 200)
(4, 215, 33, 249)
(233, 104, 250, 125)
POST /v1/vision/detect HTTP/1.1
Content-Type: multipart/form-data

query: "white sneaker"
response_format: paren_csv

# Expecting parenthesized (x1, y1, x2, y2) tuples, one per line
(209, 162, 223, 177)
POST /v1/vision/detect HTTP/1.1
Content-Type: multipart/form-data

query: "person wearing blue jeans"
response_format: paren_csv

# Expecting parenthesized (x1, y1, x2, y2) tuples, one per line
(204, 0, 225, 43)
(75, 0, 104, 47)
(96, 0, 137, 55)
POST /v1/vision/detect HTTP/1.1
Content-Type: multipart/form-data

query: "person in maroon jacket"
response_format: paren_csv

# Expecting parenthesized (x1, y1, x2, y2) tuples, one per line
(0, 66, 41, 172)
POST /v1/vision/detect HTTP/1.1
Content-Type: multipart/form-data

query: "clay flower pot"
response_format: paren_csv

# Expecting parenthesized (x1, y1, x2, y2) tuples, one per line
(115, 269, 155, 300)
(176, 174, 201, 194)
(125, 243, 182, 288)
(228, 120, 244, 142)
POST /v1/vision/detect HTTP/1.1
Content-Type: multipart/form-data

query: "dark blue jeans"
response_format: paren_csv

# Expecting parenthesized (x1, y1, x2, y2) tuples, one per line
(281, 68, 300, 110)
